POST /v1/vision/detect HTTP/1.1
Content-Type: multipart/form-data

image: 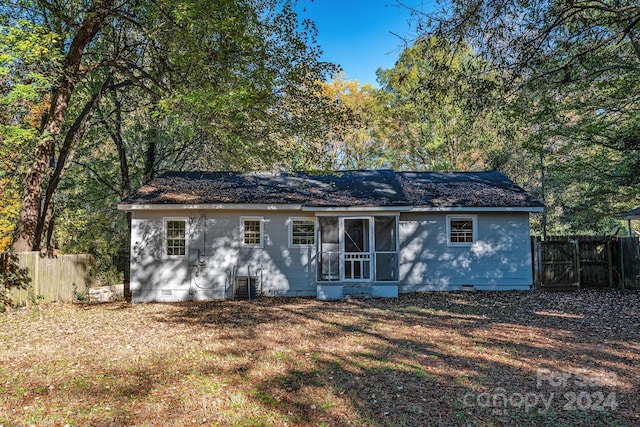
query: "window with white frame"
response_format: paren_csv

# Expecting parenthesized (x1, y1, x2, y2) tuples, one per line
(289, 218, 315, 247)
(447, 215, 476, 246)
(241, 217, 263, 247)
(165, 219, 187, 256)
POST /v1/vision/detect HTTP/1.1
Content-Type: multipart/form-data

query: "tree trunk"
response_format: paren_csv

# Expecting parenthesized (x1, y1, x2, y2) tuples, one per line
(539, 150, 547, 240)
(45, 213, 56, 251)
(34, 78, 112, 250)
(112, 92, 131, 198)
(13, 0, 114, 252)
(144, 129, 158, 184)
(100, 83, 133, 198)
(14, 84, 72, 252)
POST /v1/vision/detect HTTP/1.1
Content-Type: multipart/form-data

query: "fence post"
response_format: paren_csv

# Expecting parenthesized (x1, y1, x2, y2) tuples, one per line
(636, 237, 640, 289)
(619, 238, 624, 289)
(573, 239, 581, 289)
(535, 237, 542, 289)
(607, 238, 614, 288)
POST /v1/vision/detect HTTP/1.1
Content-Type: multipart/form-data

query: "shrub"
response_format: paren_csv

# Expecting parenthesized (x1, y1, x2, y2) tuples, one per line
(0, 252, 32, 310)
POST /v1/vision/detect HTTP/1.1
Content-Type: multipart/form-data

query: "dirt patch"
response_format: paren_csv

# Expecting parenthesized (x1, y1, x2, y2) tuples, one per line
(0, 290, 638, 426)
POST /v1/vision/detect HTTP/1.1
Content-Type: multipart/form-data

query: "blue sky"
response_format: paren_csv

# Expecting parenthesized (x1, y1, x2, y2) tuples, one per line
(296, 0, 431, 87)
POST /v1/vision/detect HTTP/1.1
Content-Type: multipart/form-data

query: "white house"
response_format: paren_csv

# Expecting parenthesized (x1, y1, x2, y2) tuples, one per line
(117, 170, 544, 302)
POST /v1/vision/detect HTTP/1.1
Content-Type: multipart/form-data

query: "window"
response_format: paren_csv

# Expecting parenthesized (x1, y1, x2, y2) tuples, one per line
(447, 215, 476, 246)
(165, 219, 187, 256)
(241, 217, 263, 247)
(290, 218, 315, 247)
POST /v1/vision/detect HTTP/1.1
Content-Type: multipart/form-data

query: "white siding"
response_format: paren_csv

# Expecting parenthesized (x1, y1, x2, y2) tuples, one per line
(129, 210, 534, 302)
(129, 210, 316, 302)
(398, 212, 533, 291)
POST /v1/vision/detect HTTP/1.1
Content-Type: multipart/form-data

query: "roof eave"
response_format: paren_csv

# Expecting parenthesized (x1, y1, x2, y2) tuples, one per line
(410, 206, 545, 213)
(301, 206, 413, 212)
(618, 208, 640, 220)
(118, 203, 544, 213)
(117, 203, 304, 211)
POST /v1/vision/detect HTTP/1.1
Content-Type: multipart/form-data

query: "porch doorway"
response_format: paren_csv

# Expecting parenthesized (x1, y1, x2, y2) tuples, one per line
(318, 216, 398, 283)
(343, 218, 371, 281)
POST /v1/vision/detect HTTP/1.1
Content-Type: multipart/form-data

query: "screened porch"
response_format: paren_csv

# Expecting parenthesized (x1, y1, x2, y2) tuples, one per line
(317, 215, 399, 283)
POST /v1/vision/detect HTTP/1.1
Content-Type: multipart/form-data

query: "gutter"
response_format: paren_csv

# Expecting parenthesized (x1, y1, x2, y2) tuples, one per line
(118, 203, 544, 213)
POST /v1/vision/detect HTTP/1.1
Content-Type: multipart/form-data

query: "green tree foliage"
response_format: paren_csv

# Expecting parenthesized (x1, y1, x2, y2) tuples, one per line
(2, 0, 338, 258)
(0, 0, 343, 287)
(3, 0, 117, 252)
(377, 37, 513, 171)
(0, 18, 60, 152)
(0, 252, 31, 310)
(281, 75, 390, 171)
(143, 0, 339, 171)
(0, 15, 63, 247)
(415, 0, 640, 233)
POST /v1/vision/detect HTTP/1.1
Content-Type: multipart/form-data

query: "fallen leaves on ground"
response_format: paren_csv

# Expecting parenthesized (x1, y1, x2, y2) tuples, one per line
(0, 290, 638, 426)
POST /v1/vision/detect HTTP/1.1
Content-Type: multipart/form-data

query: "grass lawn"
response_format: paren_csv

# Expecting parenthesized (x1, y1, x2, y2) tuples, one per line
(0, 290, 638, 426)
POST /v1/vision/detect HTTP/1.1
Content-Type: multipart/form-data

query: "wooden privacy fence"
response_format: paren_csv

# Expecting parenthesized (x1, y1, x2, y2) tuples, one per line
(619, 237, 640, 289)
(1, 252, 95, 306)
(532, 236, 640, 290)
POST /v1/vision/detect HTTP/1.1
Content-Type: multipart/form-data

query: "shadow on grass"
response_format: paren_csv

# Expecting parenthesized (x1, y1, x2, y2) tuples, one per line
(119, 291, 638, 426)
(31, 290, 634, 426)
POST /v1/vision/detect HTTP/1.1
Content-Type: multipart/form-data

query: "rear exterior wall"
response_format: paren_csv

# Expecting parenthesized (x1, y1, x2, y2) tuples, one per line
(129, 210, 316, 302)
(398, 212, 534, 291)
(128, 210, 534, 302)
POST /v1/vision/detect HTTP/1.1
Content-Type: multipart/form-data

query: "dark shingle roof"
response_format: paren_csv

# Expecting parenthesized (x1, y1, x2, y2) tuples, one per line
(619, 207, 640, 219)
(120, 170, 544, 209)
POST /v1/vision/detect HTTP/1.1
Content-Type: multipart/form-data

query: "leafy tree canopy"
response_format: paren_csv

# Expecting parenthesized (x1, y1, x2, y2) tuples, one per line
(413, 0, 640, 233)
(1, 0, 339, 252)
(377, 36, 513, 171)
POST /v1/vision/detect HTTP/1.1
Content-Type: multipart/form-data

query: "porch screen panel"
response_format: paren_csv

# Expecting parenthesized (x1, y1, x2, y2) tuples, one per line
(374, 217, 396, 251)
(374, 216, 398, 281)
(318, 217, 339, 281)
